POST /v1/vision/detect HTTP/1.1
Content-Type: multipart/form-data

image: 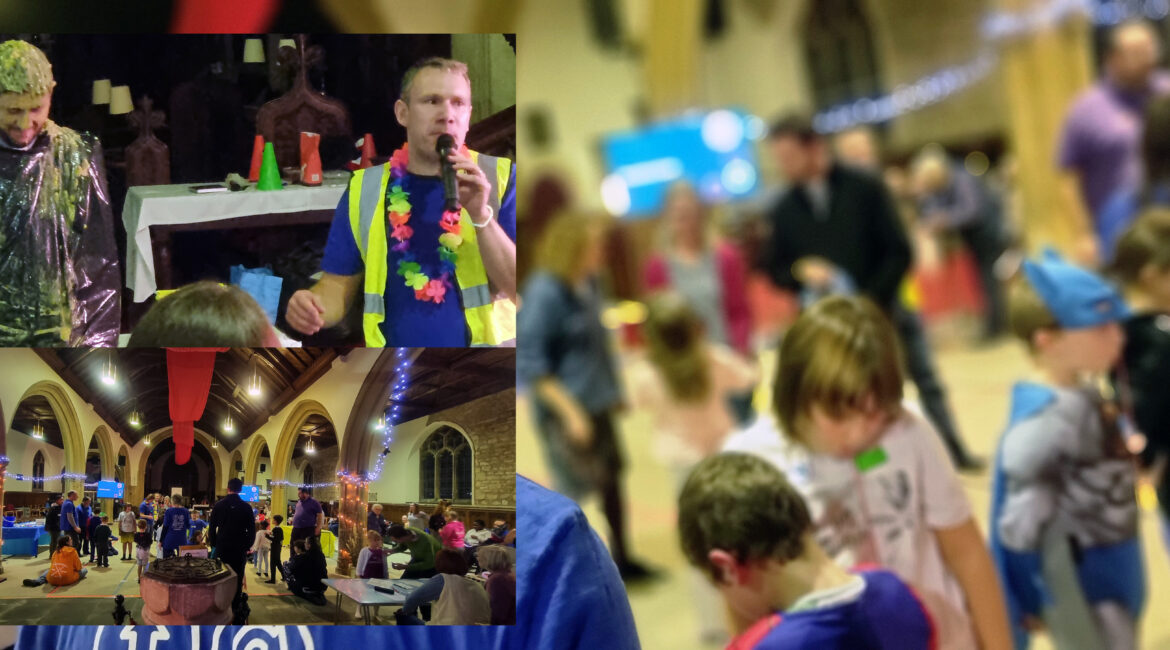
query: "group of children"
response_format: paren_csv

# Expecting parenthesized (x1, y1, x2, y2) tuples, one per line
(641, 207, 1170, 648)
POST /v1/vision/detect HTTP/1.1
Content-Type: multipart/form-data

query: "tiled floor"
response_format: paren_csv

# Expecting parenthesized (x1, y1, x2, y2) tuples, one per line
(0, 548, 399, 626)
(517, 336, 1170, 649)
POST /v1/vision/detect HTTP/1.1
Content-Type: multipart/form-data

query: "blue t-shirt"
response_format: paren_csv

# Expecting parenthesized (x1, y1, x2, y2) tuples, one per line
(59, 500, 76, 531)
(77, 505, 91, 529)
(728, 570, 934, 650)
(16, 476, 641, 650)
(139, 501, 154, 523)
(320, 166, 516, 347)
(162, 507, 191, 546)
(190, 518, 208, 533)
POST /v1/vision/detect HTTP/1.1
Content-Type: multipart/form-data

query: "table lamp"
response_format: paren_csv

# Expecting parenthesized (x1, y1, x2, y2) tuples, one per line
(109, 85, 133, 115)
(243, 38, 265, 64)
(92, 79, 111, 105)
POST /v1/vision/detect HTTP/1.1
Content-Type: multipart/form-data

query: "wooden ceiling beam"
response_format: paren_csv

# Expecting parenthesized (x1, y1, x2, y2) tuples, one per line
(34, 349, 133, 445)
(239, 349, 339, 438)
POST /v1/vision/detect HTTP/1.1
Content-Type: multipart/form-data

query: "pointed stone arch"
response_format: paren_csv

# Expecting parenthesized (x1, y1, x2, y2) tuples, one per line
(338, 350, 416, 479)
(271, 399, 336, 512)
(244, 434, 273, 486)
(15, 381, 84, 494)
(230, 448, 244, 481)
(89, 424, 119, 513)
(133, 427, 225, 506)
(89, 425, 118, 481)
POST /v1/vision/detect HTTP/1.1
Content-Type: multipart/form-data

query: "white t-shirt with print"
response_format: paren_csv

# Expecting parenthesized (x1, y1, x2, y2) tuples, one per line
(723, 407, 975, 645)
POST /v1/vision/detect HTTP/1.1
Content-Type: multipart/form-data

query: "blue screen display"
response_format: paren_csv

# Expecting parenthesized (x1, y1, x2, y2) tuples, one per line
(600, 109, 762, 219)
(96, 481, 123, 499)
(239, 485, 260, 503)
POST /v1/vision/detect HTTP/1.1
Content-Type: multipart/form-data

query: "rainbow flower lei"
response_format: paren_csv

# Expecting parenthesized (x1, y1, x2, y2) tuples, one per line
(386, 143, 466, 303)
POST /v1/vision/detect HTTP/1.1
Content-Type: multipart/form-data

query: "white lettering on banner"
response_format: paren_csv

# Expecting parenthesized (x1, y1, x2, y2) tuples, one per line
(112, 627, 170, 650)
(212, 626, 316, 650)
(92, 626, 316, 650)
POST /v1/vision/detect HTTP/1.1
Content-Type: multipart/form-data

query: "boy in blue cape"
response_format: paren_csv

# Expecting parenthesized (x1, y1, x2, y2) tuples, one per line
(991, 251, 1145, 649)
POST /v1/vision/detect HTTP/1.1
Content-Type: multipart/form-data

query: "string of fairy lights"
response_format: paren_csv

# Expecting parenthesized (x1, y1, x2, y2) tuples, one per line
(813, 0, 1170, 133)
(264, 347, 411, 494)
(332, 348, 412, 540)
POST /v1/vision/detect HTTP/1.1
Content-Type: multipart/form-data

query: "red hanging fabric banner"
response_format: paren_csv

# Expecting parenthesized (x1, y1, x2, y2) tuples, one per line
(170, 0, 281, 34)
(167, 348, 226, 464)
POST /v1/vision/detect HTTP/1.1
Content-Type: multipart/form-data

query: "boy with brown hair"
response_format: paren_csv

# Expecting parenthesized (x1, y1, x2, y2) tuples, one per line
(992, 251, 1144, 649)
(679, 452, 934, 648)
(724, 295, 1010, 648)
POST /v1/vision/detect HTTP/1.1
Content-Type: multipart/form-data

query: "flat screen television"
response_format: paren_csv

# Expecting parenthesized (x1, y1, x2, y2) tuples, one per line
(599, 108, 762, 218)
(239, 485, 260, 503)
(96, 480, 124, 499)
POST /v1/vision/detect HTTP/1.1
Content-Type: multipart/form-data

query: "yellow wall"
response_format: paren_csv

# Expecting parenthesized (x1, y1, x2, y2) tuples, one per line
(452, 33, 517, 123)
(0, 349, 120, 480)
(518, 0, 1009, 212)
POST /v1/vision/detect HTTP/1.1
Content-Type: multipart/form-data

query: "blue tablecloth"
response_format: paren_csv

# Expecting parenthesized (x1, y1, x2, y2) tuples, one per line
(2, 525, 47, 556)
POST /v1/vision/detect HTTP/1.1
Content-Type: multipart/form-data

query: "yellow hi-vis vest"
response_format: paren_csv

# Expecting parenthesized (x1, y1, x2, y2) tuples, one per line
(348, 150, 514, 347)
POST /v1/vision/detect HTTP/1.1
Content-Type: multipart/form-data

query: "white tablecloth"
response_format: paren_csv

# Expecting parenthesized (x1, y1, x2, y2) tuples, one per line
(122, 173, 349, 303)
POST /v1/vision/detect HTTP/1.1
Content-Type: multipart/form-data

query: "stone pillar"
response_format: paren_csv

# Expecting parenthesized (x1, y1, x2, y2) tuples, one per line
(335, 476, 366, 576)
(0, 461, 7, 577)
(642, 0, 704, 116)
(998, 0, 1093, 254)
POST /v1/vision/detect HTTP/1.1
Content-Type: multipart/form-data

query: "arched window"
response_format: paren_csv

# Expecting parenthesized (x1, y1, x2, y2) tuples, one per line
(804, 0, 882, 111)
(419, 427, 472, 503)
(303, 463, 314, 486)
(32, 451, 44, 491)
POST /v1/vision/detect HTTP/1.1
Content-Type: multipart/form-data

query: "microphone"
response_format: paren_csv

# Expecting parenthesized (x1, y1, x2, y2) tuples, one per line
(436, 134, 459, 212)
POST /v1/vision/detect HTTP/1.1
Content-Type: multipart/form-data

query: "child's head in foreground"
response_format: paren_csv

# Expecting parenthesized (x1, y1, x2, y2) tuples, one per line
(128, 281, 278, 347)
(678, 453, 813, 615)
(1111, 207, 1170, 307)
(1009, 250, 1128, 375)
(773, 295, 904, 458)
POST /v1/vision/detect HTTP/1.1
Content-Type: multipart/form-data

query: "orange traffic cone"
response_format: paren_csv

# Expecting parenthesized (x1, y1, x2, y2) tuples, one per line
(300, 132, 322, 186)
(300, 132, 322, 185)
(247, 134, 264, 182)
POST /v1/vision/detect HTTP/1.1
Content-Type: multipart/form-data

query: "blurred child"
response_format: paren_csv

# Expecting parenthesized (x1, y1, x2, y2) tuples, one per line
(128, 281, 279, 347)
(92, 515, 112, 568)
(189, 530, 206, 548)
(725, 295, 1011, 649)
(440, 508, 465, 549)
(117, 504, 137, 561)
(355, 529, 390, 618)
(680, 452, 935, 648)
(266, 514, 285, 584)
(133, 519, 152, 582)
(85, 506, 102, 564)
(631, 291, 758, 477)
(251, 520, 271, 578)
(992, 252, 1144, 649)
(629, 291, 757, 642)
(1112, 208, 1170, 558)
